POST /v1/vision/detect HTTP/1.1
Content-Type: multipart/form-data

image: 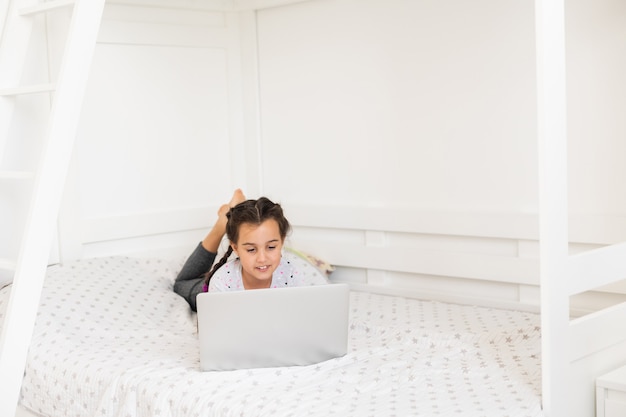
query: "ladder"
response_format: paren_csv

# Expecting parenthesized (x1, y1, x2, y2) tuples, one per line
(0, 0, 105, 415)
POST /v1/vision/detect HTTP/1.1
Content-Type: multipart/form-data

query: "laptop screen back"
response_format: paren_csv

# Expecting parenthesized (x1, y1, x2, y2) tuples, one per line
(196, 283, 349, 371)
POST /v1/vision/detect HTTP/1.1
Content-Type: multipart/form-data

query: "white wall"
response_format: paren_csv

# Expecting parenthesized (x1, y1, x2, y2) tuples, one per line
(58, 4, 250, 260)
(256, 0, 538, 211)
(51, 0, 626, 312)
(566, 0, 626, 216)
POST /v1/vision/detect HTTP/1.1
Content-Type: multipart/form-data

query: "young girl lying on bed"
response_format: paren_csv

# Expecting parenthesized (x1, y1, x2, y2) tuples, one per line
(174, 189, 328, 311)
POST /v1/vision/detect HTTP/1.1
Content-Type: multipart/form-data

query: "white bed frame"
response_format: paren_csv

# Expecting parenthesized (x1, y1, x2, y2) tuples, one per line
(535, 2, 626, 414)
(2, 1, 626, 417)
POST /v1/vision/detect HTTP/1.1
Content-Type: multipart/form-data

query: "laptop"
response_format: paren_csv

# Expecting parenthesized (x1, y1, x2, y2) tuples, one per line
(196, 283, 350, 371)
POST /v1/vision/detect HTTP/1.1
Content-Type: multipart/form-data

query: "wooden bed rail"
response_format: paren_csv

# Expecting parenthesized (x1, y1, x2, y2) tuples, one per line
(566, 241, 626, 296)
(302, 240, 538, 286)
(569, 300, 626, 362)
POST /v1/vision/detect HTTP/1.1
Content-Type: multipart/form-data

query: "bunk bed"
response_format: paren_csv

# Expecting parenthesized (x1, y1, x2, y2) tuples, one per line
(1, 0, 626, 417)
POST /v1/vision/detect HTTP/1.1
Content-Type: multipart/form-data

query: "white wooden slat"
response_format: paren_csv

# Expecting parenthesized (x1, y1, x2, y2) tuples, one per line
(225, 12, 248, 188)
(567, 241, 626, 296)
(78, 207, 533, 246)
(290, 206, 626, 246)
(71, 205, 626, 256)
(106, 0, 234, 11)
(569, 213, 626, 245)
(596, 386, 607, 417)
(535, 0, 570, 416)
(97, 20, 231, 48)
(18, 0, 75, 16)
(0, 0, 106, 415)
(0, 83, 55, 96)
(569, 301, 626, 362)
(80, 206, 216, 243)
(103, 4, 226, 26)
(232, 0, 315, 11)
(311, 241, 538, 286)
(102, 0, 313, 12)
(346, 282, 540, 313)
(238, 9, 262, 194)
(286, 204, 539, 240)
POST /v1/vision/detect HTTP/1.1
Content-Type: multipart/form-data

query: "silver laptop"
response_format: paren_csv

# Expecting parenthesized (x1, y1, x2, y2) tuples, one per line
(196, 283, 349, 371)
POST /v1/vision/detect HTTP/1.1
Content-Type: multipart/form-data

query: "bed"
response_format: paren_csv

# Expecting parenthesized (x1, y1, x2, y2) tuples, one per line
(0, 255, 543, 417)
(2, 0, 626, 416)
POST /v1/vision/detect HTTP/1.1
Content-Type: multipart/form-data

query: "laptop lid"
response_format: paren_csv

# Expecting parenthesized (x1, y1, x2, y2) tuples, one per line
(196, 283, 349, 371)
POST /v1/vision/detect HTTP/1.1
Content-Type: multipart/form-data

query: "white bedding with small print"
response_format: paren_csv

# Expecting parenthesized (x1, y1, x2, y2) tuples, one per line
(0, 256, 543, 417)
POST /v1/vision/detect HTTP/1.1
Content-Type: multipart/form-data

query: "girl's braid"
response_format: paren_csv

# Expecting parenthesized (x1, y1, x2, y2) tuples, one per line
(203, 245, 233, 286)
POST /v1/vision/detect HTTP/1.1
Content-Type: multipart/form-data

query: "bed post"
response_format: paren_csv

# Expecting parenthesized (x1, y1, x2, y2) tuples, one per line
(535, 0, 570, 416)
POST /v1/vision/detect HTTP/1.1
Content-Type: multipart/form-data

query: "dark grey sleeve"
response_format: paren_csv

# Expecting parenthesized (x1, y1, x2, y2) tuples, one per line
(174, 242, 217, 311)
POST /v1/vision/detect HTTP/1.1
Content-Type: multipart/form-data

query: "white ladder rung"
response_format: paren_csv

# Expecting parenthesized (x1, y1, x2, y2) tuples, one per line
(0, 83, 55, 96)
(0, 258, 17, 272)
(0, 170, 35, 180)
(19, 0, 75, 16)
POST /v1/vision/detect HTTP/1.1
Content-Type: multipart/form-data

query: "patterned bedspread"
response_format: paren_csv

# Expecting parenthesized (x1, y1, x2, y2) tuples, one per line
(0, 256, 543, 417)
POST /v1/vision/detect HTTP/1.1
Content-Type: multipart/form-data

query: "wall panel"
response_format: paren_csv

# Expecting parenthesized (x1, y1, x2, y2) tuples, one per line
(255, 0, 538, 211)
(566, 0, 626, 215)
(58, 4, 245, 260)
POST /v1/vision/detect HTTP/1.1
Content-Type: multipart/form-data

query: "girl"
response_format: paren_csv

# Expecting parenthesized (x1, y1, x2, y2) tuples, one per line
(174, 189, 328, 311)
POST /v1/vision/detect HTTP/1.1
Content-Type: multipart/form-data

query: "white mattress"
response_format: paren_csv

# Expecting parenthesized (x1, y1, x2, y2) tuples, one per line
(0, 256, 543, 417)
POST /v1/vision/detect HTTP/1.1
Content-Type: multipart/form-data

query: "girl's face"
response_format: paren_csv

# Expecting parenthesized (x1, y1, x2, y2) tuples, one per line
(231, 219, 284, 290)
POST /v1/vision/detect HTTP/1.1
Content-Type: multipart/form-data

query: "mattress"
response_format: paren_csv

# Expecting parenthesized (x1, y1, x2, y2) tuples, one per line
(0, 256, 543, 417)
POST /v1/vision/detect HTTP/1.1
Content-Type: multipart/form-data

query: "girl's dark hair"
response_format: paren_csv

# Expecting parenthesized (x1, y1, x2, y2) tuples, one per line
(203, 197, 290, 286)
